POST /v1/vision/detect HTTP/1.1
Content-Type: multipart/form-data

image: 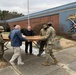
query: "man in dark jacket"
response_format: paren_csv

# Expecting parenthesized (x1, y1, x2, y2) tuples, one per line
(8, 25, 28, 65)
(23, 26, 34, 54)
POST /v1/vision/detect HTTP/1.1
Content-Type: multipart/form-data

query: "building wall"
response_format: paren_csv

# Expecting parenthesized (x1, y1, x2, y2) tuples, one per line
(9, 14, 59, 32)
(59, 8, 76, 33)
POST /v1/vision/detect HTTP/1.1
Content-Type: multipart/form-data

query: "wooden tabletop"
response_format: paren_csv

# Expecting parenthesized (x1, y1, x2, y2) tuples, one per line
(2, 34, 42, 41)
(25, 36, 42, 41)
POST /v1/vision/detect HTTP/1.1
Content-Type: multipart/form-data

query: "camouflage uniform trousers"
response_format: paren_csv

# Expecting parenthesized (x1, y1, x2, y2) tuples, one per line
(0, 43, 4, 58)
(44, 44, 55, 62)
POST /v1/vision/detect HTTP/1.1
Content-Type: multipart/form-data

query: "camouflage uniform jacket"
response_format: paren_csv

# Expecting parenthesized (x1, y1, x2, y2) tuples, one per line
(40, 28, 47, 36)
(41, 26, 56, 45)
(0, 33, 4, 44)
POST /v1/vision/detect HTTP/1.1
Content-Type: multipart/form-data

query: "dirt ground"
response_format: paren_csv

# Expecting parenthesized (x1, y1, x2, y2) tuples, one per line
(0, 58, 9, 68)
(59, 38, 76, 49)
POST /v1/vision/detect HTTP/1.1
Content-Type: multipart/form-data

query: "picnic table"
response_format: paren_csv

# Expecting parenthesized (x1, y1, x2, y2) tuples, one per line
(2, 34, 42, 41)
(2, 34, 42, 50)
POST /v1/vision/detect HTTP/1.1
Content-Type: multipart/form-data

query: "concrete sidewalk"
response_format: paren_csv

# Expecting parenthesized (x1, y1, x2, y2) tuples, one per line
(0, 46, 76, 75)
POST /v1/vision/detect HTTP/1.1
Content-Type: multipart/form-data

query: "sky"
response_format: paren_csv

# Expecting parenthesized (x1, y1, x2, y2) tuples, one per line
(0, 0, 76, 15)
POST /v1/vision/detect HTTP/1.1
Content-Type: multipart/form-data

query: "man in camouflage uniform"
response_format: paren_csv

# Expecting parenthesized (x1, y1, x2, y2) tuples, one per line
(0, 26, 4, 59)
(40, 22, 58, 66)
(37, 24, 48, 56)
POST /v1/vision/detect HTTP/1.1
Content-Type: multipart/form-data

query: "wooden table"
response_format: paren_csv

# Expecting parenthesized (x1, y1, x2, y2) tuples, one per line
(2, 34, 42, 49)
(2, 34, 42, 41)
(25, 36, 42, 41)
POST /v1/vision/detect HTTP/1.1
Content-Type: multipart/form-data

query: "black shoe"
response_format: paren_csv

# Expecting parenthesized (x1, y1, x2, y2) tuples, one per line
(25, 52, 28, 54)
(30, 52, 33, 54)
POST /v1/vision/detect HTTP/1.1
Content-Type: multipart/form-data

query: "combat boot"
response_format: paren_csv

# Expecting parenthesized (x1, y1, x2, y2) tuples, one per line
(53, 58, 58, 65)
(42, 60, 50, 66)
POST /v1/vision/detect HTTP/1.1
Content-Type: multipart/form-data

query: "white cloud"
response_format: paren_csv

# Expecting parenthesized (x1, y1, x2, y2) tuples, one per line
(0, 0, 76, 15)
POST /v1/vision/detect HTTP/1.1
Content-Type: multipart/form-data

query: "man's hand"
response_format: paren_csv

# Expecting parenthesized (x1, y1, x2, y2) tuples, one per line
(22, 34, 26, 38)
